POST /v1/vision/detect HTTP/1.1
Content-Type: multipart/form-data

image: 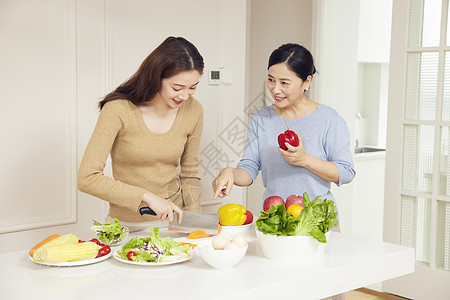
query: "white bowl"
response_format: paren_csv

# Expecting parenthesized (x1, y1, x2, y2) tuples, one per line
(198, 242, 248, 269)
(255, 228, 330, 262)
(220, 223, 253, 235)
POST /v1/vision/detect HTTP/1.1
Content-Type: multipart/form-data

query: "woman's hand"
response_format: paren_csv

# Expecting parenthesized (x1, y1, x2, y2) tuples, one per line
(278, 134, 310, 167)
(142, 191, 183, 223)
(212, 167, 235, 200)
(279, 134, 340, 183)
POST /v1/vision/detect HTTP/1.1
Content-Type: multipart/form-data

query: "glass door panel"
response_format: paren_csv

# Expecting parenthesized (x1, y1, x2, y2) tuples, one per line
(402, 125, 435, 193)
(439, 126, 450, 195)
(447, 1, 450, 45)
(409, 0, 443, 47)
(443, 52, 450, 120)
(436, 200, 450, 270)
(405, 52, 439, 121)
(401, 195, 431, 265)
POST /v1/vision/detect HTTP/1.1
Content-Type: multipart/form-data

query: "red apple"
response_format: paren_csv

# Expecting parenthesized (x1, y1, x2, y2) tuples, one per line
(263, 196, 285, 212)
(243, 210, 253, 225)
(285, 194, 304, 210)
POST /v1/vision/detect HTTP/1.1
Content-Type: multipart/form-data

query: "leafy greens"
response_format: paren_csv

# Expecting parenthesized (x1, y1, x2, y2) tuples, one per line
(117, 227, 191, 262)
(91, 218, 128, 245)
(256, 192, 339, 243)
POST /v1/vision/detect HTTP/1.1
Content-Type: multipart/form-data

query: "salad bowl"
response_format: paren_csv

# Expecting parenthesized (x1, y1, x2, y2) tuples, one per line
(101, 226, 129, 246)
(255, 228, 330, 262)
(91, 219, 129, 246)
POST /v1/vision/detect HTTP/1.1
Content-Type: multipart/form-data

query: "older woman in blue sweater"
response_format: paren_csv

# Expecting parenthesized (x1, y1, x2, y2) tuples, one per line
(212, 42, 354, 300)
(212, 43, 355, 216)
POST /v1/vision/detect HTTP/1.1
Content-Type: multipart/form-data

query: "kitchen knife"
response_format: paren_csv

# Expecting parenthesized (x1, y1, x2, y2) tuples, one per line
(139, 207, 220, 235)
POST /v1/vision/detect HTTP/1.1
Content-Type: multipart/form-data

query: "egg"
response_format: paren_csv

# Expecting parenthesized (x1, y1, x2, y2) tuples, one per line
(223, 242, 240, 250)
(232, 235, 247, 247)
(212, 236, 230, 250)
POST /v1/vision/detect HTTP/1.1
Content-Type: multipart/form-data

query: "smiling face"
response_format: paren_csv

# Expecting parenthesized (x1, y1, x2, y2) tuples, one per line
(158, 70, 201, 108)
(267, 63, 311, 110)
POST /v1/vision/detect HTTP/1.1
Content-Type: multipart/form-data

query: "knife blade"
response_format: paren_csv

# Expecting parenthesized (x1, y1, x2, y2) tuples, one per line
(139, 207, 220, 235)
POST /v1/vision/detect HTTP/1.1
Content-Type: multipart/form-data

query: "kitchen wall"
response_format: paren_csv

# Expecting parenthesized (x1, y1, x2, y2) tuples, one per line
(356, 0, 392, 148)
(318, 0, 360, 235)
(0, 0, 247, 252)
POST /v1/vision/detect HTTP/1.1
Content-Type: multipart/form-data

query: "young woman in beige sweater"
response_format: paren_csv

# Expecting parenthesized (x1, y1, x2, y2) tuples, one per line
(78, 37, 204, 231)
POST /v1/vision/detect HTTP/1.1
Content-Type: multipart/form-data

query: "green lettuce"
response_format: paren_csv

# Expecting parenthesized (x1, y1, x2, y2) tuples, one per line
(91, 218, 128, 245)
(118, 227, 191, 262)
(255, 204, 299, 236)
(292, 193, 338, 243)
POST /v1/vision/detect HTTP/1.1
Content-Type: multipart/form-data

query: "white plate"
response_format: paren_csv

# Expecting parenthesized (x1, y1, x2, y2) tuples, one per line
(112, 249, 196, 266)
(28, 251, 112, 267)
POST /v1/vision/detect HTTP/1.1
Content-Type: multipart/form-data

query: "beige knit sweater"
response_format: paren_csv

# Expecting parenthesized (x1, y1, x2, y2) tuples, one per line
(77, 98, 204, 222)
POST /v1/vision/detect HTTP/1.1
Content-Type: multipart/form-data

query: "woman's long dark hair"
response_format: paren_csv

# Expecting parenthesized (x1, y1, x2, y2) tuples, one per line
(99, 36, 204, 109)
(268, 43, 316, 81)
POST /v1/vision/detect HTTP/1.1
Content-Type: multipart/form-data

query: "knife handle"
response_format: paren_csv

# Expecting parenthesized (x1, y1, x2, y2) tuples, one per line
(139, 207, 157, 216)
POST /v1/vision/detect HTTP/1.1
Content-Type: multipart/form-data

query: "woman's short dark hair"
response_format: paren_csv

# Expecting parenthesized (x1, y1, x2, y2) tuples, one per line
(99, 36, 204, 109)
(268, 43, 316, 82)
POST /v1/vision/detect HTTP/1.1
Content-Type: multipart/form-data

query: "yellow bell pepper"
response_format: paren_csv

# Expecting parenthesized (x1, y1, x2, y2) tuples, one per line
(217, 204, 246, 226)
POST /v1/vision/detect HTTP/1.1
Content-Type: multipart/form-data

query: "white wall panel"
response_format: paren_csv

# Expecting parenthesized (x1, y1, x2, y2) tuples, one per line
(0, 0, 77, 233)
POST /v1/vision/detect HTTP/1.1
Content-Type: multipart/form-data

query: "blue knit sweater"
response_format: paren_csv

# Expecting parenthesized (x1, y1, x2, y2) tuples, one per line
(237, 104, 355, 206)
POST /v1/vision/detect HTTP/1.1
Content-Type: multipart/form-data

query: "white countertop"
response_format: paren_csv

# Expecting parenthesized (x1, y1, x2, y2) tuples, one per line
(0, 227, 414, 300)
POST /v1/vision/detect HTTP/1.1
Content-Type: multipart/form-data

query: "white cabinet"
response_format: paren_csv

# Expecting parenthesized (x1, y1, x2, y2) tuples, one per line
(331, 152, 386, 242)
(357, 0, 393, 63)
(352, 153, 386, 241)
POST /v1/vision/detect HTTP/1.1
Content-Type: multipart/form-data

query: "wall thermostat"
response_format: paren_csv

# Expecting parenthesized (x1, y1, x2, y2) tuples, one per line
(208, 69, 221, 85)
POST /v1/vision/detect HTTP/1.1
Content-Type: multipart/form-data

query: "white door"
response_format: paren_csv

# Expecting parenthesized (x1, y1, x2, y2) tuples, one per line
(384, 0, 450, 299)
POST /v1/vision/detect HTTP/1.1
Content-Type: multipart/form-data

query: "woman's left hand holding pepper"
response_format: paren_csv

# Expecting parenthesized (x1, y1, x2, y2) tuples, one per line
(278, 134, 310, 167)
(278, 134, 340, 183)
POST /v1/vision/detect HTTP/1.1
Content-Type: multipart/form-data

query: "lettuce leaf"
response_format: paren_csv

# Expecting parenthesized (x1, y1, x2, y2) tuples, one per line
(293, 193, 339, 243)
(256, 204, 299, 236)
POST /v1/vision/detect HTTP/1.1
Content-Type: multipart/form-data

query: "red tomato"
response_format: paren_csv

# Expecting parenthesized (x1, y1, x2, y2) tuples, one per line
(89, 238, 102, 246)
(98, 245, 111, 257)
(78, 240, 85, 243)
(278, 130, 299, 150)
(126, 251, 136, 260)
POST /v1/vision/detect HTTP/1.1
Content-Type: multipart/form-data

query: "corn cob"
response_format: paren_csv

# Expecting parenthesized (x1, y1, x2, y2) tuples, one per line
(37, 242, 99, 262)
(32, 233, 79, 261)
